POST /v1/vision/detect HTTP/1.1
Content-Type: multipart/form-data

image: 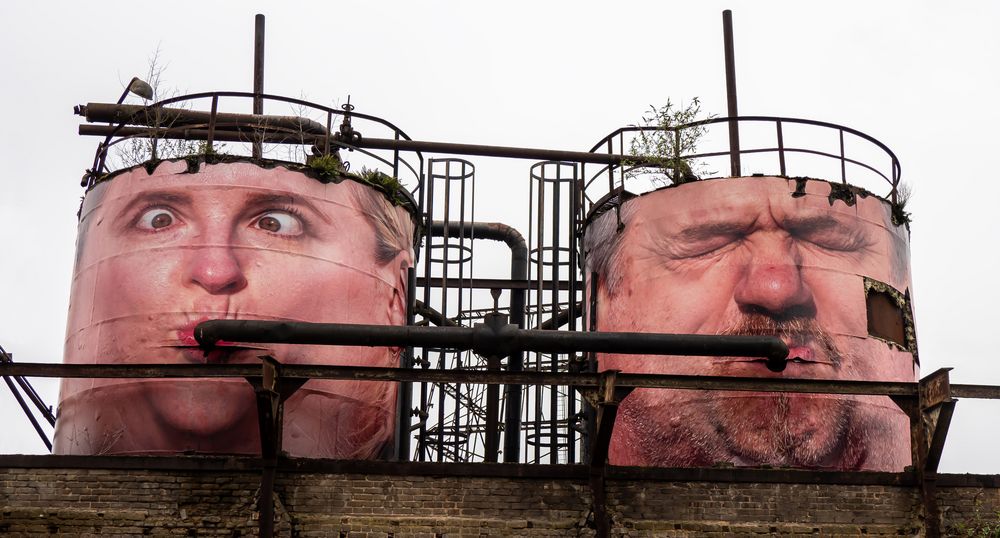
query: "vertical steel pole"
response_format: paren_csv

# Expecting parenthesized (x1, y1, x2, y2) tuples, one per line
(550, 174, 561, 464)
(395, 266, 417, 461)
(723, 10, 741, 177)
(252, 14, 265, 159)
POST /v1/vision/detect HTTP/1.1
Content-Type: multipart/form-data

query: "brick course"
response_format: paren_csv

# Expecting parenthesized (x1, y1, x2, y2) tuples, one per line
(2, 464, 998, 536)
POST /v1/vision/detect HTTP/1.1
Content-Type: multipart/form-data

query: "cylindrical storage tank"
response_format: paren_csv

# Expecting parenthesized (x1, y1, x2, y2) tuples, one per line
(53, 157, 417, 457)
(582, 176, 916, 471)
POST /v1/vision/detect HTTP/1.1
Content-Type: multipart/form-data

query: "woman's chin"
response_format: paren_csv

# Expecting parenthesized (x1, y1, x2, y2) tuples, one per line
(144, 379, 259, 443)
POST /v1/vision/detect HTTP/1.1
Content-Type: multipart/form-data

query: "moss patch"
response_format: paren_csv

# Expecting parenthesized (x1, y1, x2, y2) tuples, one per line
(890, 203, 911, 228)
(350, 167, 407, 206)
(305, 153, 345, 182)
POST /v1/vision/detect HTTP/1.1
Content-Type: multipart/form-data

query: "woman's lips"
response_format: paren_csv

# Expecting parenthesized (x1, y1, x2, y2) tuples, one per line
(177, 322, 238, 348)
(173, 321, 267, 364)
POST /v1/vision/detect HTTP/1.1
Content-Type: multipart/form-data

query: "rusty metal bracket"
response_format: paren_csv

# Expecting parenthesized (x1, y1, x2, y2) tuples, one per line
(244, 356, 306, 538)
(585, 370, 633, 538)
(891, 368, 955, 538)
(918, 368, 955, 474)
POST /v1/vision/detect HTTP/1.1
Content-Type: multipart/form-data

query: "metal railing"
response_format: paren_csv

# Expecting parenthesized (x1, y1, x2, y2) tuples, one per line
(583, 116, 903, 216)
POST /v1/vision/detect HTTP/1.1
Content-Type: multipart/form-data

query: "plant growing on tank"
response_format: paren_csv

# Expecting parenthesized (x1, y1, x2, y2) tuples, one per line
(626, 97, 714, 187)
(352, 167, 407, 206)
(112, 47, 206, 169)
(891, 181, 913, 227)
(306, 152, 346, 180)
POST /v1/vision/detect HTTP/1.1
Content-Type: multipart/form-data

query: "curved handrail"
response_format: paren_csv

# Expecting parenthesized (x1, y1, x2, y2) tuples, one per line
(84, 90, 425, 201)
(585, 115, 901, 204)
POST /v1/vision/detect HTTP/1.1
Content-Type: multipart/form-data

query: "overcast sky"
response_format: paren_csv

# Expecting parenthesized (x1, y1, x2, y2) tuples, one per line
(1, 1, 997, 473)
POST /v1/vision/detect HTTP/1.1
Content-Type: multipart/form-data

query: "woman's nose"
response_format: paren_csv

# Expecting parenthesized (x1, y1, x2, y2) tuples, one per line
(186, 245, 248, 295)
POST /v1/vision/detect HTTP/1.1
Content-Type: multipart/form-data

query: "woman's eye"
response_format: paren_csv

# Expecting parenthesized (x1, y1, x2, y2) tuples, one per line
(136, 208, 177, 231)
(253, 211, 303, 236)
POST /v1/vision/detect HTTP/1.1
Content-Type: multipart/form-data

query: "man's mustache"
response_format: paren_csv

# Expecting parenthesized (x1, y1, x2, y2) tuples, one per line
(718, 313, 841, 366)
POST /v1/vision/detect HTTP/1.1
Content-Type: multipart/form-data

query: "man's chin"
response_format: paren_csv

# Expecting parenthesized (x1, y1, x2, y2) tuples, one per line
(709, 392, 851, 468)
(610, 389, 855, 469)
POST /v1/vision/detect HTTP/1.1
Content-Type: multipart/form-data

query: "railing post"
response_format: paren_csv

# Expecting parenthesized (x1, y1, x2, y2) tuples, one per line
(776, 120, 786, 176)
(839, 128, 847, 184)
(206, 95, 218, 153)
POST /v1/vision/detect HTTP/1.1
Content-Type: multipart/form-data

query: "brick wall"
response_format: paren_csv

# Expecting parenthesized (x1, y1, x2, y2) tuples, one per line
(1, 458, 998, 536)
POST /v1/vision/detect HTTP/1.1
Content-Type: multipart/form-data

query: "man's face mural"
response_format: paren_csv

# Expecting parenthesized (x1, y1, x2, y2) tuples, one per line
(586, 177, 916, 471)
(53, 160, 414, 458)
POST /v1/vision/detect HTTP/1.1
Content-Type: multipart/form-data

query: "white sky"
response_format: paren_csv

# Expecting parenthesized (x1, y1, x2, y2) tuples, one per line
(1, 1, 997, 473)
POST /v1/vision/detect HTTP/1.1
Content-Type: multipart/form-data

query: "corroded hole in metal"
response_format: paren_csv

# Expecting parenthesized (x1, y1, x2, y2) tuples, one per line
(789, 177, 878, 210)
(791, 177, 809, 198)
(864, 277, 918, 363)
(827, 182, 858, 207)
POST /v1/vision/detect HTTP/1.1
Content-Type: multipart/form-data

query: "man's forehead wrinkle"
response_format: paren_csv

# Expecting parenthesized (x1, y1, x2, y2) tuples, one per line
(641, 201, 763, 236)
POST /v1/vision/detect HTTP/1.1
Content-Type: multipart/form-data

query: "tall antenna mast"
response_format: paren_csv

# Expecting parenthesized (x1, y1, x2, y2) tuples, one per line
(723, 9, 741, 176)
(253, 13, 265, 158)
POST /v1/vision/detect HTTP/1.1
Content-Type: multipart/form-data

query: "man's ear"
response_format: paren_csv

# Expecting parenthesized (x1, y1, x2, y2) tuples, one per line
(386, 251, 413, 327)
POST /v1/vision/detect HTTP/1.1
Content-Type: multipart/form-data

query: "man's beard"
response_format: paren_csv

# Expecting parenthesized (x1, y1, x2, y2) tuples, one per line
(705, 313, 856, 467)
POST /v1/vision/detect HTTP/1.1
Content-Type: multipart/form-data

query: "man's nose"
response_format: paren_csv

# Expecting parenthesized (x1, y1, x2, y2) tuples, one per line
(733, 241, 814, 317)
(186, 245, 248, 295)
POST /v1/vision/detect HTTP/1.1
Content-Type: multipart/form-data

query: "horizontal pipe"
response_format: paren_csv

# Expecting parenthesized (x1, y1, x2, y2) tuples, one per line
(80, 124, 318, 146)
(1, 362, 923, 397)
(78, 123, 635, 165)
(357, 137, 628, 165)
(80, 103, 328, 135)
(193, 320, 788, 360)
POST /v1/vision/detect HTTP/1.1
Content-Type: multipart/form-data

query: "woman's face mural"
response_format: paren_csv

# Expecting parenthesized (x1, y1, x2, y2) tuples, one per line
(585, 177, 917, 471)
(54, 160, 414, 458)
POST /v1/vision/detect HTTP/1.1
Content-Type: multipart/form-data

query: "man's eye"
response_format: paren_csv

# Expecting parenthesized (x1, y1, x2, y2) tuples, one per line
(804, 230, 868, 252)
(136, 208, 177, 231)
(678, 237, 740, 259)
(253, 211, 303, 236)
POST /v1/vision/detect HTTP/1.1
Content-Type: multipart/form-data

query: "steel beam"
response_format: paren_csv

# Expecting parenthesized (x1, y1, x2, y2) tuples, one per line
(244, 356, 305, 538)
(586, 371, 633, 538)
(5, 362, 931, 397)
